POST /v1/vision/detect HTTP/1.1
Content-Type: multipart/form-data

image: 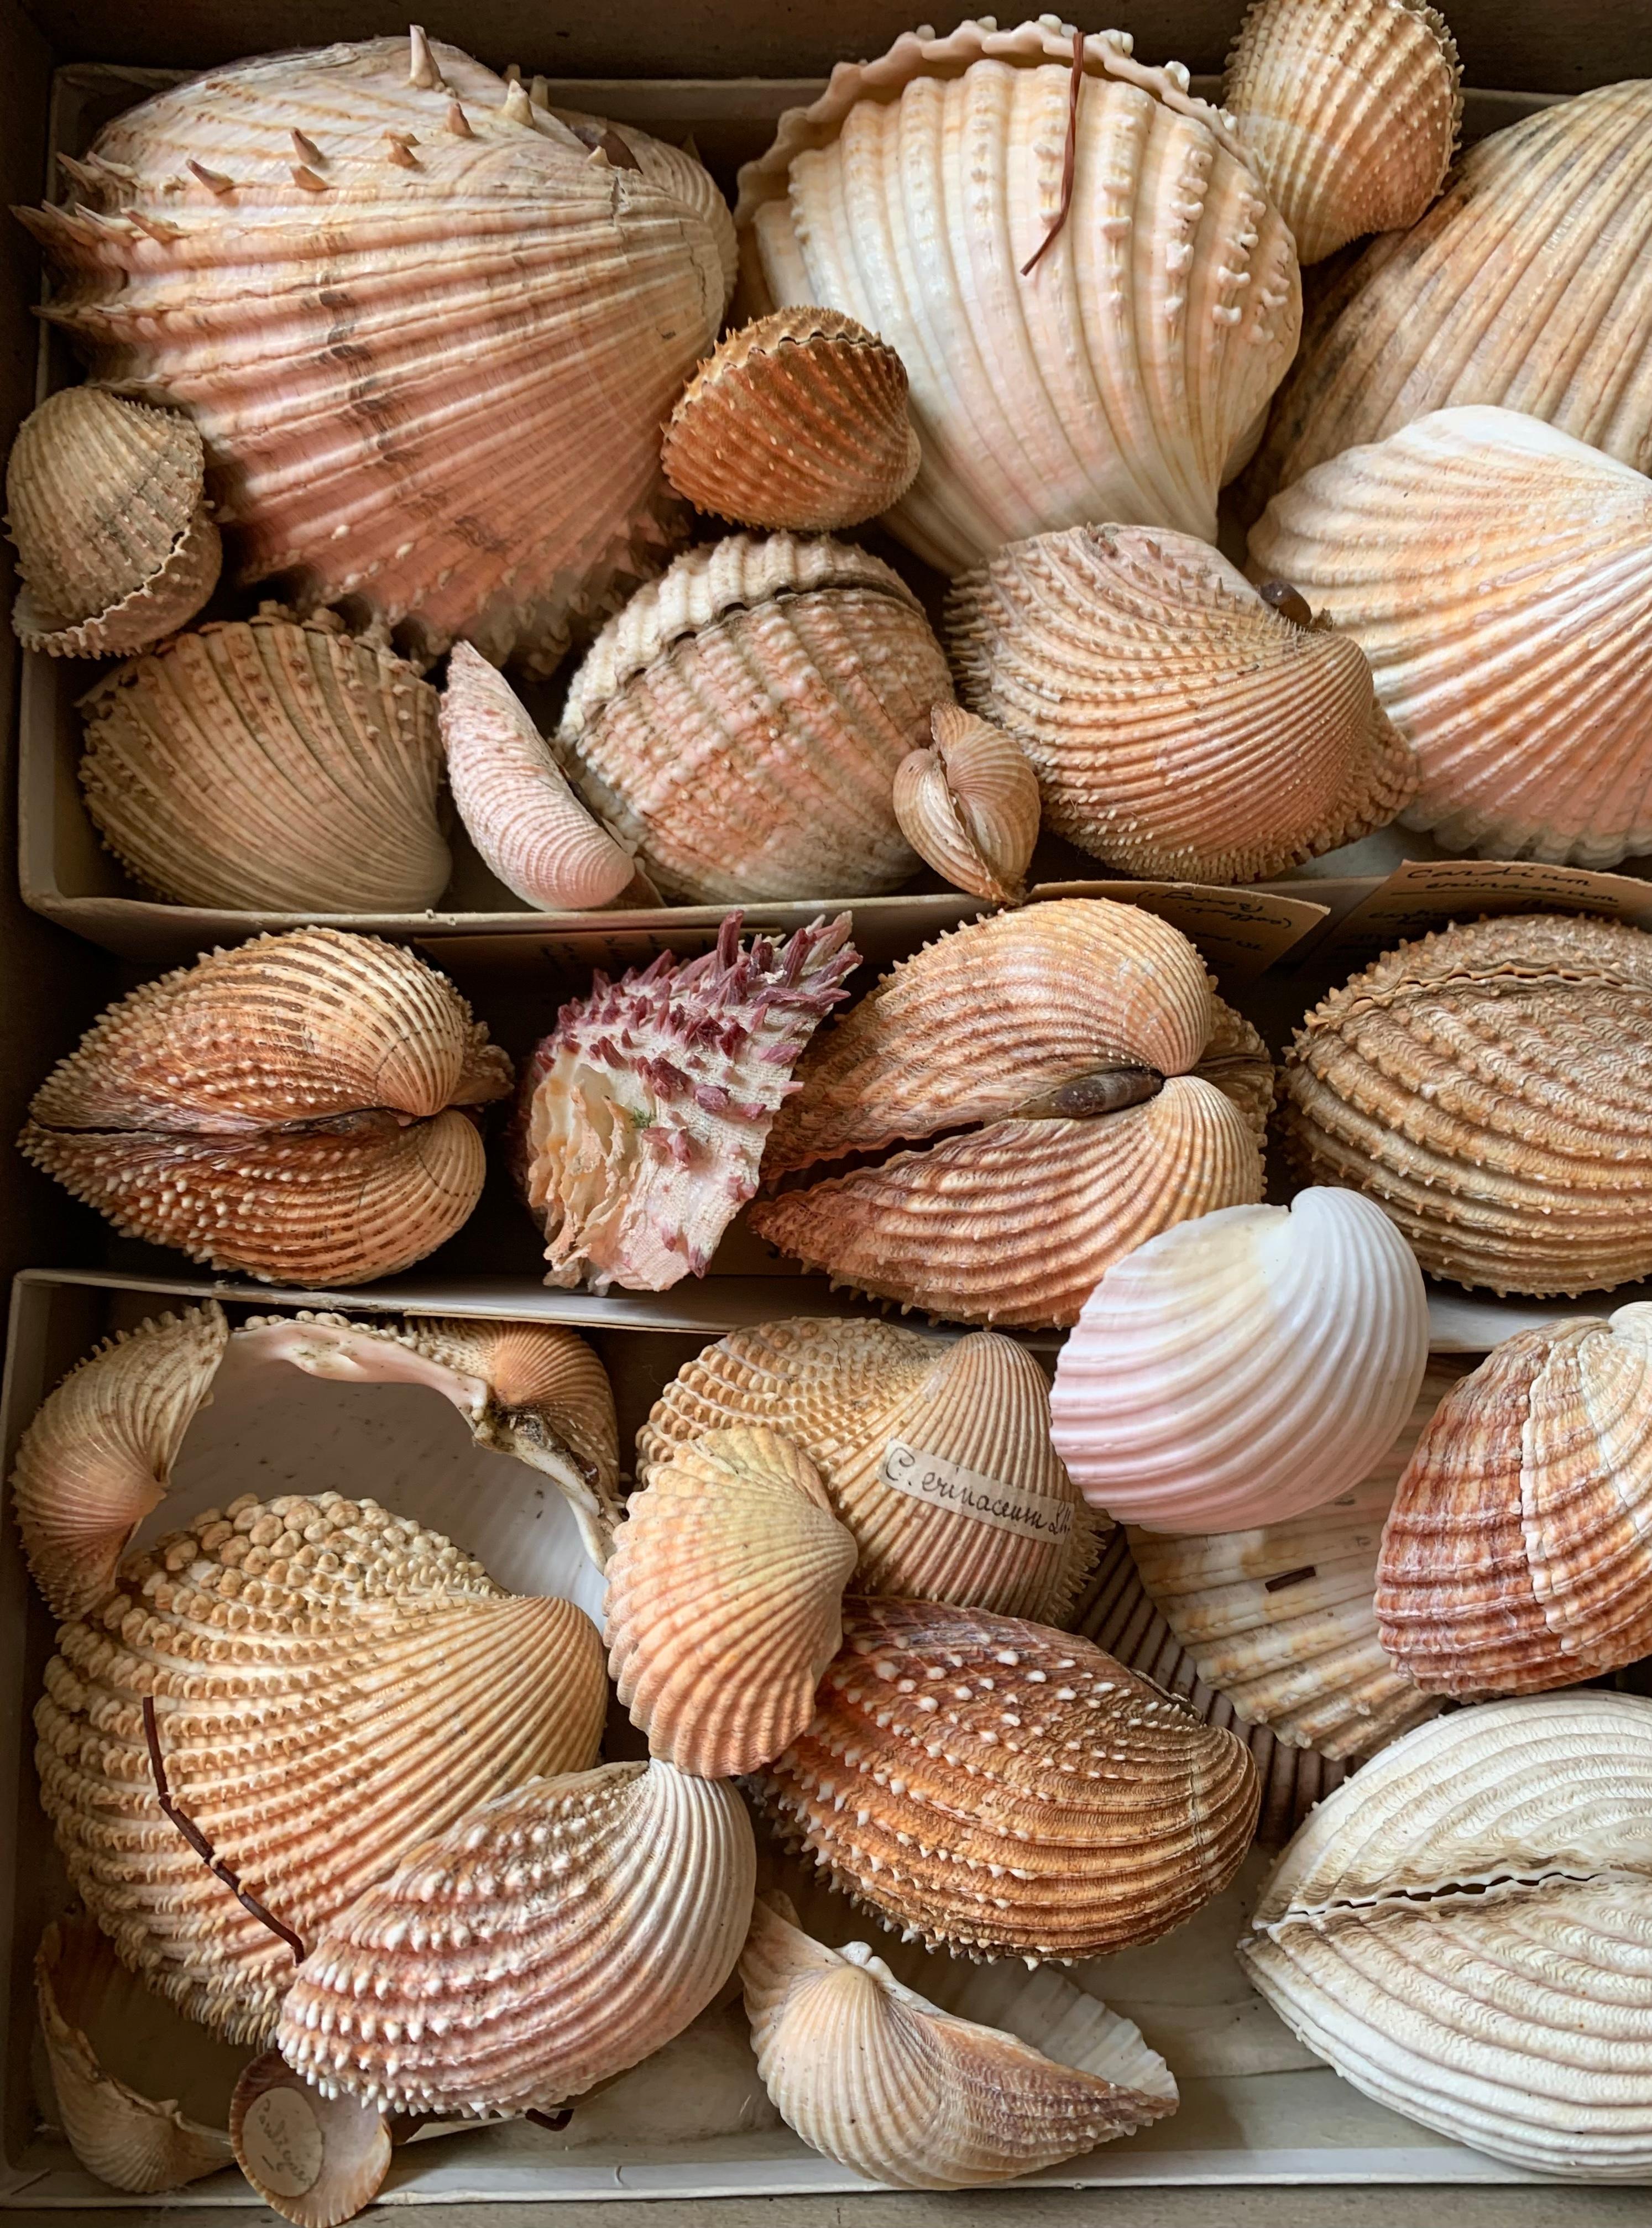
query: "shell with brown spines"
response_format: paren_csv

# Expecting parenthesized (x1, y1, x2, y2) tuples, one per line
(892, 705, 1040, 903)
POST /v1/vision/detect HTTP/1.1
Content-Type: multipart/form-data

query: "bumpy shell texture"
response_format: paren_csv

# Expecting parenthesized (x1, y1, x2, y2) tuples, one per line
(892, 705, 1041, 903)
(1281, 913, 1652, 1296)
(229, 2052, 390, 2228)
(1240, 1694, 1652, 2180)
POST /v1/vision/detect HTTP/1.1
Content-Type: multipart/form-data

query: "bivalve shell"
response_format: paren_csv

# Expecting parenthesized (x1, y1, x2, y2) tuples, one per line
(229, 2053, 390, 2228)
(892, 705, 1040, 903)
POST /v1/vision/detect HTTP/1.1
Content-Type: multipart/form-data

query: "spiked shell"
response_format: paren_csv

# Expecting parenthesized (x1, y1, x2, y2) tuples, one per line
(229, 2053, 390, 2228)
(948, 524, 1414, 881)
(892, 705, 1041, 903)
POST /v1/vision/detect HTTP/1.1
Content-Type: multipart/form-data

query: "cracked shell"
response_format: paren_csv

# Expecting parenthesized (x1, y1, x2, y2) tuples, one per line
(892, 705, 1040, 903)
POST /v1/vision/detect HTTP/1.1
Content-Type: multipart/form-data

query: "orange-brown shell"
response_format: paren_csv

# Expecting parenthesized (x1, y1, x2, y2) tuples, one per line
(892, 705, 1040, 903)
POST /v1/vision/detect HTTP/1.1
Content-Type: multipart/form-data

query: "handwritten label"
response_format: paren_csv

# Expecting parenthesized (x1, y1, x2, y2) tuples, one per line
(1317, 859, 1652, 967)
(880, 1440, 1074, 1544)
(242, 2086, 324, 2198)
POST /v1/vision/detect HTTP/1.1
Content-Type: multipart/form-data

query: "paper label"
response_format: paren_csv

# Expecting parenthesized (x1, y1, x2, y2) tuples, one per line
(241, 2087, 324, 2198)
(879, 1440, 1074, 1543)
(1316, 860, 1652, 968)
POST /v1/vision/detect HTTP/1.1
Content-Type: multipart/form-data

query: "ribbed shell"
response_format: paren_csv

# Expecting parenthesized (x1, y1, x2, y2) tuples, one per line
(276, 1760, 757, 2117)
(1248, 407, 1652, 867)
(1281, 913, 1652, 1296)
(735, 18, 1300, 571)
(948, 524, 1414, 881)
(79, 611, 450, 912)
(1240, 1694, 1652, 2180)
(750, 1597, 1259, 1959)
(892, 705, 1041, 903)
(229, 2053, 390, 2228)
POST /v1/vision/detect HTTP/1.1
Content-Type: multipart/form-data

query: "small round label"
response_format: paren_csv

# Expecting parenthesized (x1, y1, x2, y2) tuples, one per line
(242, 2086, 325, 2198)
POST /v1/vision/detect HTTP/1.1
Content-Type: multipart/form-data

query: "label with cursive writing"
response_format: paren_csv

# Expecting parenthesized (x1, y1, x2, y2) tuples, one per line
(241, 2087, 324, 2198)
(879, 1440, 1074, 1543)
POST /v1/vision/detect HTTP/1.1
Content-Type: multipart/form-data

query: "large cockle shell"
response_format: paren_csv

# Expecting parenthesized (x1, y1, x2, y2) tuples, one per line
(20, 35, 734, 668)
(19, 929, 511, 1284)
(661, 307, 920, 531)
(556, 536, 944, 902)
(1049, 1189, 1430, 1533)
(750, 900, 1272, 1327)
(604, 1427, 856, 1777)
(229, 2053, 390, 2228)
(277, 1760, 757, 2116)
(735, 18, 1300, 571)
(1378, 1309, 1652, 1695)
(740, 1892, 1177, 2187)
(892, 705, 1041, 903)
(1282, 913, 1652, 1296)
(750, 1597, 1259, 1959)
(1240, 1695, 1652, 2180)
(6, 388, 221, 657)
(1248, 408, 1652, 867)
(948, 524, 1414, 880)
(79, 610, 449, 912)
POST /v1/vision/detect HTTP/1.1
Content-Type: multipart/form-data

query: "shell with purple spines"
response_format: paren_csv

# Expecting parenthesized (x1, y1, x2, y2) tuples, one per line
(892, 705, 1041, 903)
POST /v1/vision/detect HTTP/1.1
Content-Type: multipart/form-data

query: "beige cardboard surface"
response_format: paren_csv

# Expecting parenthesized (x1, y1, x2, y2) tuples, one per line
(1314, 860, 1652, 969)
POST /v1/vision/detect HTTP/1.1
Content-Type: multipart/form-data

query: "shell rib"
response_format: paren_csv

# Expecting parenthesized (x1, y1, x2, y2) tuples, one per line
(947, 524, 1414, 881)
(892, 705, 1041, 903)
(1280, 913, 1652, 1296)
(229, 2053, 389, 2228)
(1239, 1695, 1652, 2180)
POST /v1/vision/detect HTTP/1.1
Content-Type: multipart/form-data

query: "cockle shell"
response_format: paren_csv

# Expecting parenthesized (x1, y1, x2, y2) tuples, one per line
(739, 1891, 1177, 2188)
(637, 1316, 1098, 1623)
(19, 929, 511, 1284)
(735, 18, 1300, 571)
(1049, 1189, 1430, 1534)
(947, 524, 1414, 882)
(1281, 913, 1652, 1296)
(750, 1597, 1259, 1959)
(1248, 407, 1652, 867)
(1239, 1694, 1652, 2180)
(555, 535, 944, 902)
(1378, 1308, 1652, 1695)
(19, 34, 734, 670)
(6, 387, 220, 657)
(1222, 0, 1460, 263)
(79, 609, 449, 912)
(661, 307, 920, 531)
(514, 912, 856, 1291)
(750, 900, 1272, 1327)
(276, 1760, 757, 2117)
(229, 2053, 391, 2228)
(892, 705, 1041, 903)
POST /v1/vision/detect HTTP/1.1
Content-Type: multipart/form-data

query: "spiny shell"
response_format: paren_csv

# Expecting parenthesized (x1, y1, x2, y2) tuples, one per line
(79, 610, 449, 912)
(604, 1427, 856, 1777)
(1248, 407, 1652, 868)
(947, 524, 1414, 882)
(276, 1760, 757, 2117)
(661, 307, 919, 531)
(1281, 913, 1652, 1296)
(892, 705, 1041, 903)
(750, 1597, 1259, 1959)
(6, 388, 221, 657)
(229, 2053, 390, 2228)
(1239, 1695, 1652, 2180)
(19, 929, 511, 1284)
(739, 1891, 1177, 2188)
(735, 18, 1300, 572)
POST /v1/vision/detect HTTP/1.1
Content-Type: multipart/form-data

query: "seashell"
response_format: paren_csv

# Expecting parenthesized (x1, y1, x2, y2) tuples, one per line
(739, 1891, 1177, 2187)
(637, 1316, 1099, 1622)
(19, 35, 734, 670)
(661, 307, 920, 532)
(19, 928, 512, 1284)
(1222, 0, 1460, 263)
(1377, 1308, 1652, 1695)
(750, 900, 1272, 1327)
(735, 18, 1300, 572)
(78, 609, 450, 912)
(749, 1596, 1259, 1959)
(1049, 1188, 1430, 1534)
(6, 387, 221, 657)
(1239, 1694, 1652, 2179)
(229, 2053, 390, 2228)
(1280, 913, 1652, 1296)
(892, 705, 1041, 903)
(276, 1760, 757, 2117)
(514, 912, 856, 1291)
(947, 524, 1415, 881)
(1247, 407, 1652, 867)
(604, 1426, 856, 1777)
(556, 535, 944, 902)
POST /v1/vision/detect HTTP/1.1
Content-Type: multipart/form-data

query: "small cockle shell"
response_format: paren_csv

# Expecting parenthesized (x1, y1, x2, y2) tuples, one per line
(276, 1760, 757, 2117)
(6, 387, 220, 658)
(1049, 1189, 1430, 1534)
(19, 929, 511, 1284)
(739, 1892, 1177, 2188)
(1281, 913, 1652, 1296)
(1378, 1308, 1652, 1696)
(229, 2053, 390, 2228)
(79, 609, 450, 912)
(749, 1597, 1259, 1960)
(1239, 1694, 1652, 2180)
(604, 1426, 856, 1776)
(947, 524, 1414, 882)
(892, 705, 1041, 903)
(661, 307, 920, 532)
